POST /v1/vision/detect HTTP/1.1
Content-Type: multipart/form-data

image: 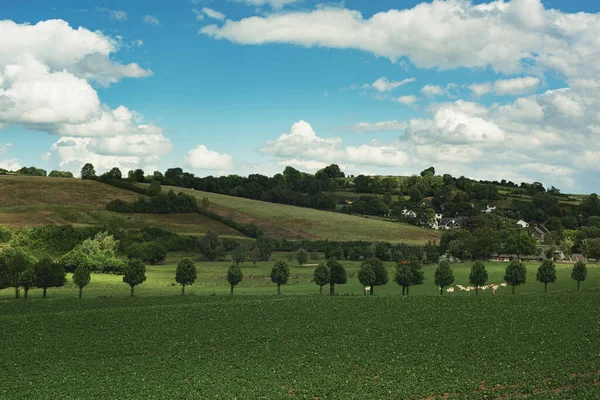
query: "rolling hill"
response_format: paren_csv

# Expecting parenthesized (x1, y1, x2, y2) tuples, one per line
(171, 186, 440, 244)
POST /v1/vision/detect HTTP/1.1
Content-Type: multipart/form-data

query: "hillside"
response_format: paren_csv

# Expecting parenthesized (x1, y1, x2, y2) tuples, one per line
(171, 186, 440, 244)
(0, 176, 242, 237)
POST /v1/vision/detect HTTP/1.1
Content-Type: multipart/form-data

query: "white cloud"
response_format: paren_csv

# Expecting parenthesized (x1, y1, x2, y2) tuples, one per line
(202, 7, 226, 21)
(184, 145, 233, 171)
(351, 120, 408, 132)
(232, 0, 299, 9)
(96, 7, 128, 21)
(469, 77, 541, 97)
(0, 19, 171, 173)
(192, 9, 205, 21)
(395, 95, 417, 105)
(468, 82, 494, 97)
(201, 0, 600, 81)
(421, 83, 457, 98)
(365, 77, 415, 92)
(142, 15, 161, 26)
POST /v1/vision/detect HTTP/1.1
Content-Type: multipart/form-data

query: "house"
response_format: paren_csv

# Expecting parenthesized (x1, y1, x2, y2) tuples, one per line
(570, 254, 586, 263)
(516, 220, 529, 228)
(430, 213, 444, 230)
(530, 223, 550, 243)
(437, 217, 465, 230)
(401, 208, 417, 218)
(481, 205, 497, 214)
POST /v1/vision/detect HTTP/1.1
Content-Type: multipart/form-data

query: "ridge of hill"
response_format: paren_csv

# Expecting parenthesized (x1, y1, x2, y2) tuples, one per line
(170, 186, 440, 244)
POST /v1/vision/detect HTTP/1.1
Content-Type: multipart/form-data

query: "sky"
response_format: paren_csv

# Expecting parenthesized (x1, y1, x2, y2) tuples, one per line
(1, 0, 600, 192)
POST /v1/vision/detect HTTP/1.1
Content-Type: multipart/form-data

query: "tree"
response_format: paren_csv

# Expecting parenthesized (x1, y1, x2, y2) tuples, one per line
(270, 260, 290, 296)
(249, 247, 261, 267)
(434, 261, 455, 295)
(468, 261, 488, 295)
(504, 229, 538, 260)
(107, 167, 122, 180)
(394, 264, 413, 295)
(571, 261, 587, 290)
(420, 166, 435, 177)
(19, 268, 37, 299)
(313, 264, 329, 295)
(35, 257, 66, 298)
(201, 231, 224, 262)
(148, 181, 162, 196)
(358, 257, 388, 296)
(327, 258, 347, 295)
(256, 235, 275, 261)
(504, 260, 527, 294)
(227, 265, 243, 295)
(536, 259, 557, 293)
(0, 247, 36, 298)
(81, 163, 96, 180)
(407, 259, 425, 295)
(175, 258, 197, 295)
(123, 259, 146, 297)
(231, 244, 248, 266)
(73, 265, 91, 299)
(296, 248, 308, 266)
(582, 238, 600, 260)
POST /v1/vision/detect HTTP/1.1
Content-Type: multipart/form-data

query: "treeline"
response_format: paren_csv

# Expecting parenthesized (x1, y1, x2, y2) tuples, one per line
(107, 190, 198, 214)
(0, 166, 73, 178)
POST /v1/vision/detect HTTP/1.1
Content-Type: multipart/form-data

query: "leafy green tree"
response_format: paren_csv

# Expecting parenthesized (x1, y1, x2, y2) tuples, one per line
(270, 260, 290, 296)
(571, 261, 587, 290)
(296, 248, 308, 266)
(534, 259, 556, 293)
(201, 231, 224, 262)
(107, 167, 122, 180)
(148, 181, 162, 196)
(469, 261, 488, 295)
(227, 265, 244, 295)
(358, 257, 388, 296)
(73, 265, 91, 299)
(408, 259, 425, 295)
(327, 258, 347, 295)
(313, 263, 329, 295)
(249, 247, 261, 267)
(80, 163, 96, 180)
(257, 235, 275, 261)
(582, 238, 600, 259)
(123, 259, 146, 297)
(232, 244, 248, 266)
(504, 260, 527, 294)
(394, 264, 413, 295)
(434, 261, 455, 295)
(35, 258, 66, 298)
(504, 229, 538, 260)
(0, 247, 36, 298)
(175, 258, 197, 295)
(19, 268, 37, 299)
(357, 264, 376, 295)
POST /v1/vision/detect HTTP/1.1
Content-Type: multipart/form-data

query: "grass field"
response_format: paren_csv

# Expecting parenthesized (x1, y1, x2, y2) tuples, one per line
(2, 259, 598, 300)
(0, 176, 243, 238)
(1, 292, 599, 399)
(171, 186, 440, 243)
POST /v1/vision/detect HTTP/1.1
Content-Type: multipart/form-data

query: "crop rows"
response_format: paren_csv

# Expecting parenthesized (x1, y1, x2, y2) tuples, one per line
(1, 291, 599, 399)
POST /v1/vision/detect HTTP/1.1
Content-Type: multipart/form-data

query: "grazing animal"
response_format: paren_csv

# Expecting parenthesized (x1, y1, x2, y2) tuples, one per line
(446, 287, 455, 293)
(364, 286, 371, 294)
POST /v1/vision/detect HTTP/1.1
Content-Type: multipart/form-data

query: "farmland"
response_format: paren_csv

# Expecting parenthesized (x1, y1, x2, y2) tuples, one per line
(172, 186, 440, 243)
(2, 260, 598, 299)
(1, 291, 599, 399)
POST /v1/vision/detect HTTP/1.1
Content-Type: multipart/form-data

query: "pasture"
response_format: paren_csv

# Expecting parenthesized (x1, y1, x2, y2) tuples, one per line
(171, 186, 440, 243)
(2, 259, 598, 299)
(1, 292, 599, 399)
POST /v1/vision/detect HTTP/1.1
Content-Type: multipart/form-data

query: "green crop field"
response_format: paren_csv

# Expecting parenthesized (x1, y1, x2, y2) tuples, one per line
(2, 260, 598, 299)
(171, 186, 440, 244)
(1, 292, 599, 399)
(0, 176, 244, 238)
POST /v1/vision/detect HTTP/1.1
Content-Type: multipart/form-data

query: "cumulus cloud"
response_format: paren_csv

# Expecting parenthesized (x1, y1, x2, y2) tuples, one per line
(142, 15, 161, 26)
(201, 0, 600, 81)
(469, 76, 541, 96)
(421, 83, 457, 98)
(260, 121, 408, 168)
(351, 120, 408, 132)
(184, 145, 233, 171)
(364, 77, 415, 92)
(0, 19, 170, 174)
(202, 8, 226, 21)
(0, 142, 20, 170)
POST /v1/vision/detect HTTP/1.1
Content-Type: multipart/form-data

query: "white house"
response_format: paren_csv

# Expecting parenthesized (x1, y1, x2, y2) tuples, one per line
(516, 220, 529, 228)
(402, 208, 417, 218)
(481, 205, 497, 214)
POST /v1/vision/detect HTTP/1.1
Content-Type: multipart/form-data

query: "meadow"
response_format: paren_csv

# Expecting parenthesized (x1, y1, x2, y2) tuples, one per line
(172, 186, 440, 243)
(2, 258, 598, 299)
(1, 292, 599, 399)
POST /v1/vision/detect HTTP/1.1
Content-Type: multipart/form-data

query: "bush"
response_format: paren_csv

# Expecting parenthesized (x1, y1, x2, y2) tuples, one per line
(124, 242, 168, 264)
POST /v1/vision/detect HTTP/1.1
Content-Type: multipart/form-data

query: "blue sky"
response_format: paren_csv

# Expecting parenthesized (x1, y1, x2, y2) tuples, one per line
(1, 0, 600, 192)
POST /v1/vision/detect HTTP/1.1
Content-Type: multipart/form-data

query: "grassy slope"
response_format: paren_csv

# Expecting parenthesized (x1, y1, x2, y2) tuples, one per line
(0, 176, 242, 237)
(172, 186, 440, 243)
(3, 260, 598, 299)
(1, 293, 599, 399)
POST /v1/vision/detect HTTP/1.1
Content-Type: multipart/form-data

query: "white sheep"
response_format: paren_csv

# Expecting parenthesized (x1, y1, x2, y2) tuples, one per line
(364, 286, 371, 294)
(446, 287, 455, 293)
